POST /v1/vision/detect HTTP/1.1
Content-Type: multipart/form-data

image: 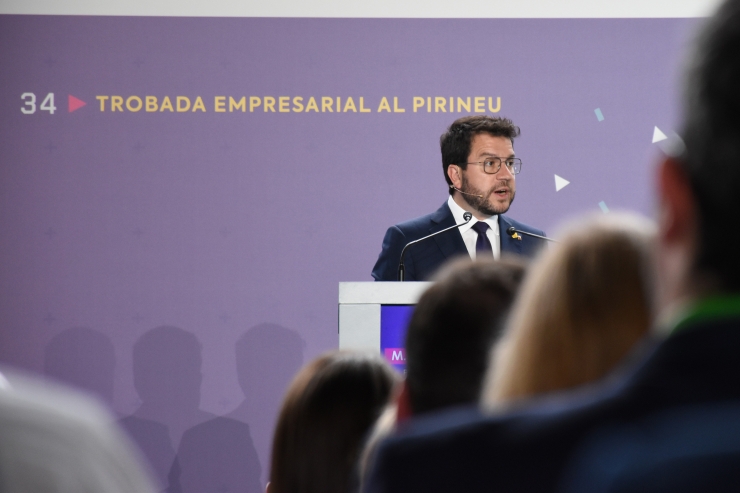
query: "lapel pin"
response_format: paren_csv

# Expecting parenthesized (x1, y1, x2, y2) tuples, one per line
(512, 232, 522, 241)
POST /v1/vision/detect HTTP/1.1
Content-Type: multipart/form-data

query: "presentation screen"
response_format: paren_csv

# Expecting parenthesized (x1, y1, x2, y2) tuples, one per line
(381, 304, 415, 373)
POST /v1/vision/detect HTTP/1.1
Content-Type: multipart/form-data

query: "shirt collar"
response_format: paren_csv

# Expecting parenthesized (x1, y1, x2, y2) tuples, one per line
(654, 294, 740, 337)
(670, 294, 740, 335)
(447, 196, 498, 234)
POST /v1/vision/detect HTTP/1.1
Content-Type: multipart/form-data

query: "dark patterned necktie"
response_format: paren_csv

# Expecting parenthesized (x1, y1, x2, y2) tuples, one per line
(471, 221, 493, 256)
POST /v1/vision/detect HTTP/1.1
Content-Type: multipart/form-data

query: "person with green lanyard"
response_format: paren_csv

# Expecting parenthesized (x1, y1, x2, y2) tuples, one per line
(363, 2, 740, 492)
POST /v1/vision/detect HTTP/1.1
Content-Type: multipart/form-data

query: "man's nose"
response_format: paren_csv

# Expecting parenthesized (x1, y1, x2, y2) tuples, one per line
(496, 163, 514, 180)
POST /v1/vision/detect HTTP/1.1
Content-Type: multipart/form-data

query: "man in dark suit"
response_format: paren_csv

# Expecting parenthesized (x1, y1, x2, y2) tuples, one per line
(372, 116, 545, 281)
(364, 1, 740, 491)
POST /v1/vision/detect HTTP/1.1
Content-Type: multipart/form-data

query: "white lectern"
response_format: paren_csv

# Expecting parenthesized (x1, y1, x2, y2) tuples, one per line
(338, 282, 431, 352)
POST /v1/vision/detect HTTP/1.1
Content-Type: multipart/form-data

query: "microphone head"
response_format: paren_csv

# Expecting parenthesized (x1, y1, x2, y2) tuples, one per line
(463, 212, 473, 221)
(506, 226, 516, 236)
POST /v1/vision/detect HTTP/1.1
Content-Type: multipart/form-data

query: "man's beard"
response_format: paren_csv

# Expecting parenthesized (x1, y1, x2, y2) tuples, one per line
(460, 175, 515, 216)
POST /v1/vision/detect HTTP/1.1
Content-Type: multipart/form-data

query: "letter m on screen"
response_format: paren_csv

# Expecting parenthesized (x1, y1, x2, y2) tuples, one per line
(384, 348, 406, 363)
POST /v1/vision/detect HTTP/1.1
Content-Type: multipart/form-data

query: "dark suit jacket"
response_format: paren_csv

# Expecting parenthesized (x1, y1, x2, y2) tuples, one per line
(562, 401, 740, 493)
(371, 202, 546, 281)
(364, 318, 740, 493)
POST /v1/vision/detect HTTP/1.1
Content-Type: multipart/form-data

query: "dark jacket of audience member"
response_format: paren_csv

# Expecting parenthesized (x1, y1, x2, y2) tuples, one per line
(404, 257, 526, 415)
(483, 213, 654, 407)
(268, 352, 398, 493)
(364, 4, 740, 489)
(359, 257, 525, 481)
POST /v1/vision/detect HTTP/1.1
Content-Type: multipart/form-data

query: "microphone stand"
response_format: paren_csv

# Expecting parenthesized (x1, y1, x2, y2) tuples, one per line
(505, 227, 559, 243)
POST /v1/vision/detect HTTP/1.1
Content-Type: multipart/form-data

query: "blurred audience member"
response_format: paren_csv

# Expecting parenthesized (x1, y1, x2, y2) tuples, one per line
(359, 257, 526, 483)
(359, 403, 400, 483)
(364, 2, 740, 491)
(268, 351, 398, 493)
(562, 402, 740, 493)
(0, 369, 155, 493)
(483, 212, 654, 407)
(404, 257, 527, 416)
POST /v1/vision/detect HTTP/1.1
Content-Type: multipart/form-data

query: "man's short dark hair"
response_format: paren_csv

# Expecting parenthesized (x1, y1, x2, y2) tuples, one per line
(404, 257, 526, 415)
(440, 115, 521, 195)
(680, 0, 740, 291)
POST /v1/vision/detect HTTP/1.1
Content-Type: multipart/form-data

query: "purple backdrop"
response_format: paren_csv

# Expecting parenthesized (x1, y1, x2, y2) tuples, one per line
(0, 15, 697, 488)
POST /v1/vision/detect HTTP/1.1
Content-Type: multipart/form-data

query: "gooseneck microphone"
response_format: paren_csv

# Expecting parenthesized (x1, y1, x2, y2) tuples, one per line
(506, 226, 559, 243)
(398, 212, 473, 281)
(449, 185, 483, 198)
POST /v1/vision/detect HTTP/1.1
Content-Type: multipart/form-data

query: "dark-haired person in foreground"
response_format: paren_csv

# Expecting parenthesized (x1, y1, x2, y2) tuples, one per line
(372, 115, 545, 281)
(268, 351, 398, 493)
(358, 257, 526, 481)
(403, 256, 527, 416)
(364, 1, 740, 491)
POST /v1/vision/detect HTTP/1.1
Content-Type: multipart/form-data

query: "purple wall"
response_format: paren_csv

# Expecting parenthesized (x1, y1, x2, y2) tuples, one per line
(0, 15, 697, 487)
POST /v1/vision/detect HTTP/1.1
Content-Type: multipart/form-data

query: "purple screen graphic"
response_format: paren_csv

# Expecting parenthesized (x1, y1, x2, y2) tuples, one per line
(380, 305, 415, 372)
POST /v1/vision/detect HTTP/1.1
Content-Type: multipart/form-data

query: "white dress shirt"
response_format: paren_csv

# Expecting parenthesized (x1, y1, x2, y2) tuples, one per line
(447, 196, 500, 259)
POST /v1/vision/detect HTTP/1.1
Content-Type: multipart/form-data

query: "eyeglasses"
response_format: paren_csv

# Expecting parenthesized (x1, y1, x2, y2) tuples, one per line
(464, 158, 522, 175)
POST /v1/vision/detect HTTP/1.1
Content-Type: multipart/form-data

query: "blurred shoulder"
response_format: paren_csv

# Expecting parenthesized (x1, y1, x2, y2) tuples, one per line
(0, 369, 156, 493)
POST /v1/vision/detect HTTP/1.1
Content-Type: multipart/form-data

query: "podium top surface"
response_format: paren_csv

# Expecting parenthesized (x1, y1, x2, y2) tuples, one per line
(339, 282, 431, 304)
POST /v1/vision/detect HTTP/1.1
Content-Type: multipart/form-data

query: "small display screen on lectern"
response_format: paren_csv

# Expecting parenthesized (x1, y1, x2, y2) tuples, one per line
(380, 305, 415, 373)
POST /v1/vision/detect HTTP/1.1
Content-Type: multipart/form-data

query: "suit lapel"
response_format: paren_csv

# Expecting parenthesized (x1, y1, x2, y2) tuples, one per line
(431, 202, 468, 260)
(499, 215, 522, 256)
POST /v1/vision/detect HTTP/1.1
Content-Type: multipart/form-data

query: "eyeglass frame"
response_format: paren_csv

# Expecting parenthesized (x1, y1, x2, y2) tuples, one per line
(461, 157, 522, 175)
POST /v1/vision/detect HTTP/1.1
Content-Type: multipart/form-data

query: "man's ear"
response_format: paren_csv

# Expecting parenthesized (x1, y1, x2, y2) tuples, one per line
(654, 156, 705, 309)
(447, 164, 462, 189)
(657, 156, 696, 245)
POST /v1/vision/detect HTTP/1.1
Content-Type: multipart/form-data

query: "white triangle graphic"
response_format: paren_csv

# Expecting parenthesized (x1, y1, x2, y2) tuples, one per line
(554, 174, 570, 192)
(652, 126, 668, 143)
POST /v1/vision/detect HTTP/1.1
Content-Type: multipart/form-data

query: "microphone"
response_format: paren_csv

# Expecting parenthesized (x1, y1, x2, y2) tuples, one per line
(505, 226, 559, 243)
(450, 185, 483, 198)
(398, 212, 473, 281)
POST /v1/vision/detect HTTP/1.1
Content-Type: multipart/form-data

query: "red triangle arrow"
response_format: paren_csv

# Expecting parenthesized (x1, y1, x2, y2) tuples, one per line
(68, 95, 86, 112)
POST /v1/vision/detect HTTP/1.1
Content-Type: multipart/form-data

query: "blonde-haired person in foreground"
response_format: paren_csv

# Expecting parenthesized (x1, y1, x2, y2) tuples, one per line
(364, 5, 740, 491)
(482, 212, 656, 408)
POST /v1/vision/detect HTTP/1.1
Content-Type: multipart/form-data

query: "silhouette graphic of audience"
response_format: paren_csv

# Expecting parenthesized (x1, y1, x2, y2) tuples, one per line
(120, 326, 215, 491)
